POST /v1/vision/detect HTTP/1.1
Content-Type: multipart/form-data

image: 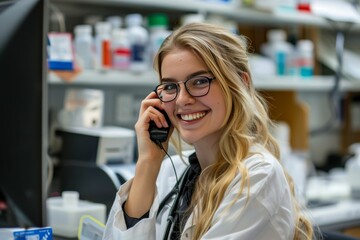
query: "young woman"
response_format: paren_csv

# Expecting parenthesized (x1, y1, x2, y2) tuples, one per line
(103, 22, 314, 240)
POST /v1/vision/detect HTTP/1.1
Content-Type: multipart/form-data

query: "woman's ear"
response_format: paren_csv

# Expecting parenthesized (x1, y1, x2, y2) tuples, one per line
(241, 72, 250, 88)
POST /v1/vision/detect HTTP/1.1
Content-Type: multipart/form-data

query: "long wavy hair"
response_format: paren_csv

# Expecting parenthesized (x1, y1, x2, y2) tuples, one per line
(154, 22, 313, 240)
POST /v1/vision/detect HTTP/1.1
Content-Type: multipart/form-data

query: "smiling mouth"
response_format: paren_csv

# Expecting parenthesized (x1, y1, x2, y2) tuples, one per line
(179, 111, 207, 121)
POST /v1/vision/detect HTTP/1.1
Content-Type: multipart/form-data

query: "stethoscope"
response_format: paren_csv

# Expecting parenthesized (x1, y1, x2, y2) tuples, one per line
(157, 166, 190, 240)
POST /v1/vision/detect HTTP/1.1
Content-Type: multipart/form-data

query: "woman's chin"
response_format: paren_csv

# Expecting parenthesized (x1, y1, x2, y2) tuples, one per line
(179, 134, 197, 145)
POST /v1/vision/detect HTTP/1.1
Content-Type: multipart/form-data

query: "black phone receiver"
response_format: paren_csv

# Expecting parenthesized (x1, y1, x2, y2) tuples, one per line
(149, 108, 172, 144)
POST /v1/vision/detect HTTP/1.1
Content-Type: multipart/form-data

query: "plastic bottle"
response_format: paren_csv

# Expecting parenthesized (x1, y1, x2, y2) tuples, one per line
(125, 13, 149, 72)
(271, 121, 307, 200)
(206, 14, 239, 35)
(106, 16, 122, 30)
(296, 39, 314, 78)
(261, 29, 294, 76)
(111, 28, 131, 70)
(147, 13, 171, 62)
(180, 13, 205, 26)
(73, 24, 94, 70)
(95, 21, 112, 70)
(346, 143, 360, 199)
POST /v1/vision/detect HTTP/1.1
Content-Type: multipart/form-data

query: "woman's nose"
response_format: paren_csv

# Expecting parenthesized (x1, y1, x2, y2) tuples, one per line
(176, 84, 195, 105)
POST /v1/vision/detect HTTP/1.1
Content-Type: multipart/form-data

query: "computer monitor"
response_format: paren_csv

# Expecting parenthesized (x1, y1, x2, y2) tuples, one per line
(0, 0, 49, 227)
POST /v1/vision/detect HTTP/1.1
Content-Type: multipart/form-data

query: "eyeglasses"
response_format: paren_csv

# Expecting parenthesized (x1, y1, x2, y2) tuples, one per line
(154, 76, 216, 103)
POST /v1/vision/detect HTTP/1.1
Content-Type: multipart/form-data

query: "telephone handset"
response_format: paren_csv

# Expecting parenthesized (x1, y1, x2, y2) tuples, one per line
(149, 108, 171, 144)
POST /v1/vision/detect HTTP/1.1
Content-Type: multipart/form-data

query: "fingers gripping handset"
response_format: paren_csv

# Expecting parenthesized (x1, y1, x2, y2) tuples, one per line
(149, 108, 172, 145)
(148, 108, 179, 199)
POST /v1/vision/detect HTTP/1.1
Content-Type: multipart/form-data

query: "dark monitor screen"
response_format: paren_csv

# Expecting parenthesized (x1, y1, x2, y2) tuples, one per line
(0, 0, 48, 227)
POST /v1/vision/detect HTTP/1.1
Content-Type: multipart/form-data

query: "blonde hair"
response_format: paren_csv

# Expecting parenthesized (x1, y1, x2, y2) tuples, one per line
(154, 22, 313, 240)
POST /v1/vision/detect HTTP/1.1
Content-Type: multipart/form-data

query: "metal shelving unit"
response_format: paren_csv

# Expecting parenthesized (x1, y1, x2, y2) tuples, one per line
(51, 0, 360, 29)
(48, 0, 360, 91)
(48, 70, 360, 92)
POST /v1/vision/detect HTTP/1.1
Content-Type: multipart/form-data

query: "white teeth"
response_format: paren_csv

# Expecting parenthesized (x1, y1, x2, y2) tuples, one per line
(181, 112, 206, 121)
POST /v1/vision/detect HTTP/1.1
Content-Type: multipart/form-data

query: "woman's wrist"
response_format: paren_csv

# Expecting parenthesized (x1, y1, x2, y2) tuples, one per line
(134, 158, 162, 183)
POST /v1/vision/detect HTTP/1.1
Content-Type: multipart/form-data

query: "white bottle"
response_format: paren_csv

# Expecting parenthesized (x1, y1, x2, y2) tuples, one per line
(261, 29, 293, 76)
(346, 143, 360, 199)
(125, 13, 149, 72)
(271, 121, 307, 200)
(74, 24, 94, 70)
(95, 21, 112, 70)
(111, 28, 131, 70)
(147, 13, 171, 62)
(296, 39, 314, 78)
(106, 16, 122, 30)
(180, 13, 205, 26)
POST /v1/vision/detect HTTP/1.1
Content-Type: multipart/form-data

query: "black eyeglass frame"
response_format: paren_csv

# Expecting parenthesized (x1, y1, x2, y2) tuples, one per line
(154, 76, 216, 103)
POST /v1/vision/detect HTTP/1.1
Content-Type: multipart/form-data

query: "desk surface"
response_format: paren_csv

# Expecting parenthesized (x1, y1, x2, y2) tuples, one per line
(306, 173, 360, 231)
(52, 168, 360, 236)
(308, 200, 360, 230)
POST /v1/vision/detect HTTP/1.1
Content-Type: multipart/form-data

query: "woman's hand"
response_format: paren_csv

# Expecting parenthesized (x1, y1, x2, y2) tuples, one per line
(125, 91, 172, 218)
(135, 91, 171, 166)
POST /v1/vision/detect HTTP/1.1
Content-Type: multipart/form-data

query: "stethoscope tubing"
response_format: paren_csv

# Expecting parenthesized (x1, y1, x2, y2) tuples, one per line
(158, 166, 191, 240)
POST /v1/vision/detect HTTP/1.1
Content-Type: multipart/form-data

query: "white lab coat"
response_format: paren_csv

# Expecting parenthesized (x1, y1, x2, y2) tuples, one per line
(103, 144, 296, 240)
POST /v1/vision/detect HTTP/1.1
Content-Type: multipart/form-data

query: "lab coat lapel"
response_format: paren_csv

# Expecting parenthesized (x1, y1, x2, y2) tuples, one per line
(181, 209, 196, 239)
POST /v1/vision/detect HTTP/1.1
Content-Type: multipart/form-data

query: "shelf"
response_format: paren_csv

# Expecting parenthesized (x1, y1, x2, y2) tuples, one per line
(51, 0, 360, 30)
(253, 75, 360, 91)
(48, 70, 360, 92)
(48, 70, 158, 86)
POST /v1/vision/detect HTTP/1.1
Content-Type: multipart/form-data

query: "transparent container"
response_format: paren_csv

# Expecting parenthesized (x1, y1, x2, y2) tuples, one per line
(46, 191, 106, 238)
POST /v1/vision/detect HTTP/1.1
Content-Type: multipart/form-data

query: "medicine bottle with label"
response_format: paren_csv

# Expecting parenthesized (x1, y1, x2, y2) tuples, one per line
(148, 13, 171, 62)
(74, 24, 94, 70)
(111, 28, 131, 70)
(95, 21, 112, 70)
(297, 39, 314, 78)
(125, 14, 149, 73)
(261, 29, 294, 76)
